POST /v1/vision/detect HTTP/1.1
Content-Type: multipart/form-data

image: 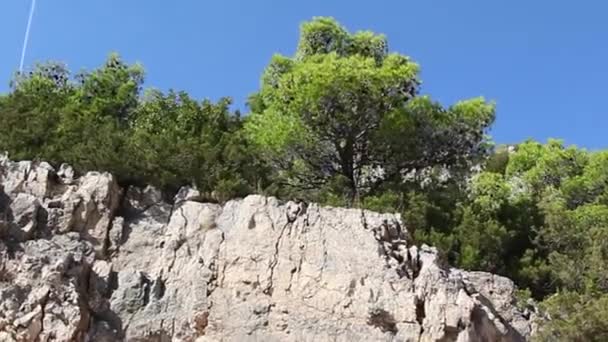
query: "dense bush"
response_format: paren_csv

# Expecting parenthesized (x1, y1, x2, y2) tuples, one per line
(129, 91, 265, 199)
(399, 140, 608, 339)
(1, 17, 606, 337)
(0, 54, 267, 200)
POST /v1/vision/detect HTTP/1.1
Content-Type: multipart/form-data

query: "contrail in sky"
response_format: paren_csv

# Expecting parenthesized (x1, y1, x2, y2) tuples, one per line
(19, 0, 37, 73)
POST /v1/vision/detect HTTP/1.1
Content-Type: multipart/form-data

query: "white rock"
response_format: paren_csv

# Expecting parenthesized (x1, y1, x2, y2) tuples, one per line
(0, 158, 540, 341)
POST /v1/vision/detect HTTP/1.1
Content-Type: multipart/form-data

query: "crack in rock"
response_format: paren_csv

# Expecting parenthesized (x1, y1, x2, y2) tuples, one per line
(264, 221, 291, 296)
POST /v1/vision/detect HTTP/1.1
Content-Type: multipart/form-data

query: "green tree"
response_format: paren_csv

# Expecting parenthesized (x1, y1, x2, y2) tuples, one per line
(445, 141, 608, 336)
(0, 62, 73, 162)
(49, 54, 143, 178)
(246, 17, 495, 203)
(0, 54, 267, 198)
(130, 90, 264, 199)
(536, 292, 608, 342)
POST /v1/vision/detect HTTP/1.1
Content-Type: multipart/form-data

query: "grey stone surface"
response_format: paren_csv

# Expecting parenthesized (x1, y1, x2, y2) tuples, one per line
(0, 158, 540, 341)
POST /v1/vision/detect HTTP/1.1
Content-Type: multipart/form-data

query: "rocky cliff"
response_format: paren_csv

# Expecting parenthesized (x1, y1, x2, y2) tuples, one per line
(0, 157, 539, 341)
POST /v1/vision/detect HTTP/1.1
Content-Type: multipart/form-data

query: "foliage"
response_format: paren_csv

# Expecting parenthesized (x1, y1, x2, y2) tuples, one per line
(247, 17, 495, 203)
(130, 90, 262, 199)
(0, 62, 72, 162)
(535, 292, 608, 342)
(423, 140, 608, 336)
(0, 54, 265, 199)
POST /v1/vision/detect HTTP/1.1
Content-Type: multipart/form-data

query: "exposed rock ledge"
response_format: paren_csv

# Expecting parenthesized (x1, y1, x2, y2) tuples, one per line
(0, 157, 540, 341)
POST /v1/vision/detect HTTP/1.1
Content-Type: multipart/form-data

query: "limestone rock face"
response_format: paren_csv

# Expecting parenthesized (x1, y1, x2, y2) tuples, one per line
(0, 159, 540, 341)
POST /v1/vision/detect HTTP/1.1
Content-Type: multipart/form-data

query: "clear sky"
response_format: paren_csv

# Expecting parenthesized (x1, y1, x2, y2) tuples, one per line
(1, 1, 607, 149)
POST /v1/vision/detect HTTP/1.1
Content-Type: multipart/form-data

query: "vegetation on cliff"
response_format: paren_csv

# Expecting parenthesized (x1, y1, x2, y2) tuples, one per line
(1, 17, 605, 340)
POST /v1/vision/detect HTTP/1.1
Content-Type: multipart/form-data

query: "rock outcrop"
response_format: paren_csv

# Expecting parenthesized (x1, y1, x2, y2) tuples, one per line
(0, 157, 540, 341)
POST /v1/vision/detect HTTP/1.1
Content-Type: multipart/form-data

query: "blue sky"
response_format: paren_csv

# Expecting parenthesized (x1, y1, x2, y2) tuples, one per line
(1, 1, 607, 149)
